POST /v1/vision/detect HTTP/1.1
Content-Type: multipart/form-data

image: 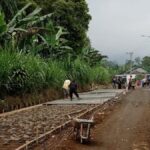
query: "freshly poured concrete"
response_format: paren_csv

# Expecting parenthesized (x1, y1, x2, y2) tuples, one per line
(44, 89, 124, 105)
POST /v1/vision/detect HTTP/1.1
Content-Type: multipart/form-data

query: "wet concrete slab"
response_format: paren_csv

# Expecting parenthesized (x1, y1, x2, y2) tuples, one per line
(82, 89, 124, 94)
(44, 89, 124, 105)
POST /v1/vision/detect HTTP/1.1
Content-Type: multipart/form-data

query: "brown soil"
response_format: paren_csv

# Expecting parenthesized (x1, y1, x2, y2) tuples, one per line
(0, 88, 62, 113)
(56, 89, 150, 150)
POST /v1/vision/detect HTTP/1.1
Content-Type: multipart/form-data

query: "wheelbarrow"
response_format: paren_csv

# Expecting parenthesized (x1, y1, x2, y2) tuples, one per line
(73, 118, 94, 143)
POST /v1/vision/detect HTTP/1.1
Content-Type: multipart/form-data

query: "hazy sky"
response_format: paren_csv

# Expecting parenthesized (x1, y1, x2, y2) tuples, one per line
(87, 0, 150, 64)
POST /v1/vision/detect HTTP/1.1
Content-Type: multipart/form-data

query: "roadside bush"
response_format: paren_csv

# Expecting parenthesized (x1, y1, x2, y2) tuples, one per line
(46, 60, 66, 88)
(0, 50, 112, 98)
(91, 66, 110, 84)
(69, 58, 93, 86)
(0, 51, 66, 96)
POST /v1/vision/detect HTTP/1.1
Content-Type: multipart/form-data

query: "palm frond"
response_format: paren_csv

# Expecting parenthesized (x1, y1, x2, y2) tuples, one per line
(8, 3, 32, 28)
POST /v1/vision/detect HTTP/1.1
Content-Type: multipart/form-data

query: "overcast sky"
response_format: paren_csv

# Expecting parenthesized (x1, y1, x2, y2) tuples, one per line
(86, 0, 150, 64)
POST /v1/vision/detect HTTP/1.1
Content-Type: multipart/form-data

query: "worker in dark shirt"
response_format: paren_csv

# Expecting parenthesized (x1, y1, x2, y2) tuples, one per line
(117, 77, 122, 89)
(112, 77, 117, 89)
(69, 80, 80, 101)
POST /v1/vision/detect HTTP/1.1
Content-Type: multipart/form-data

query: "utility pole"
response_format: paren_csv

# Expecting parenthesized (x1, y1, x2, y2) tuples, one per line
(126, 52, 134, 74)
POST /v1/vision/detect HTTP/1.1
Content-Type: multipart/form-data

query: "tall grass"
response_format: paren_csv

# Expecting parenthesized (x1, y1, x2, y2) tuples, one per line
(46, 60, 66, 88)
(0, 51, 66, 96)
(69, 58, 93, 85)
(0, 50, 115, 111)
(0, 50, 112, 98)
(91, 66, 110, 84)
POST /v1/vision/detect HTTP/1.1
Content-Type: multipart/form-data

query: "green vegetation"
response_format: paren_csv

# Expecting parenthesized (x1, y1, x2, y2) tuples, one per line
(0, 0, 117, 111)
(115, 56, 150, 74)
(141, 56, 150, 72)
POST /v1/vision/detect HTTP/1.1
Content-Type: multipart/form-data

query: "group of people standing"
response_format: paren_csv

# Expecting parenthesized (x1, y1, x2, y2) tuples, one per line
(112, 77, 125, 89)
(62, 79, 80, 101)
(112, 76, 133, 90)
(112, 75, 150, 90)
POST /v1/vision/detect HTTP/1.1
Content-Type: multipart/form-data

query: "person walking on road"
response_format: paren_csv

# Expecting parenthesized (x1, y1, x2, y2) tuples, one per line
(128, 75, 132, 89)
(69, 80, 80, 101)
(112, 77, 117, 89)
(117, 77, 122, 89)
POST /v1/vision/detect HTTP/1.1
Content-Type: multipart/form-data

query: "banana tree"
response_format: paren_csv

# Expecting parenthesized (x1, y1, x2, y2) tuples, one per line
(80, 47, 107, 66)
(31, 24, 73, 60)
(0, 2, 73, 60)
(0, 3, 52, 50)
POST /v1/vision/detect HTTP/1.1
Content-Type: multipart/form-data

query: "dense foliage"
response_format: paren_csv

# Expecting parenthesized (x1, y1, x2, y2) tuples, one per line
(21, 0, 92, 52)
(141, 56, 150, 72)
(0, 0, 114, 101)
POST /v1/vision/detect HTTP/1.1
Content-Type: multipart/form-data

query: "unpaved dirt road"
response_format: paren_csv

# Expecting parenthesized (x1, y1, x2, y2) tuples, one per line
(60, 89, 150, 150)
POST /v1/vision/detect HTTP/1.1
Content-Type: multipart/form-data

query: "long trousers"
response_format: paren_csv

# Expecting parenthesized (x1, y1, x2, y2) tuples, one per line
(69, 89, 79, 100)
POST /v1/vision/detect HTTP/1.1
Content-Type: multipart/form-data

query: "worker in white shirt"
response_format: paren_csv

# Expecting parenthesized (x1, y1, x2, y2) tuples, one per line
(62, 79, 71, 99)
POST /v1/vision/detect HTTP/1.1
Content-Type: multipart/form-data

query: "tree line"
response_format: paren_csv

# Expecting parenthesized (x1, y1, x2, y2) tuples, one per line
(0, 0, 112, 102)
